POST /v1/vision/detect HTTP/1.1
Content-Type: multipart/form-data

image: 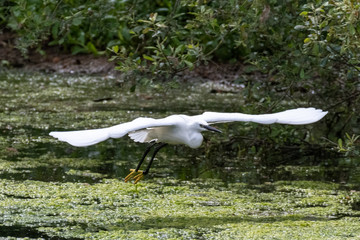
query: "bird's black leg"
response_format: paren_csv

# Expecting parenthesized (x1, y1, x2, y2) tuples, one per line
(143, 143, 168, 175)
(124, 142, 157, 183)
(125, 142, 168, 184)
(134, 141, 157, 172)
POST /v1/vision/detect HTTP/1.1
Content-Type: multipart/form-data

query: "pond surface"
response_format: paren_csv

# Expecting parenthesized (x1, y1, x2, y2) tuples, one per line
(0, 70, 359, 239)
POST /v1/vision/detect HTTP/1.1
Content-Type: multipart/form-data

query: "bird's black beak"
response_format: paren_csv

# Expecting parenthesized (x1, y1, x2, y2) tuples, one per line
(203, 125, 222, 133)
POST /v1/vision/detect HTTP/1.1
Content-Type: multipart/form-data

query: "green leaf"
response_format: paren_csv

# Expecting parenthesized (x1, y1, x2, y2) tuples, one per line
(183, 60, 194, 69)
(320, 56, 328, 67)
(340, 45, 346, 54)
(156, 23, 167, 28)
(174, 45, 184, 55)
(108, 56, 117, 61)
(349, 24, 356, 35)
(312, 43, 319, 55)
(294, 25, 306, 30)
(51, 22, 59, 38)
(137, 20, 152, 24)
(143, 54, 155, 62)
(142, 27, 152, 34)
(77, 31, 85, 45)
(112, 45, 119, 53)
(338, 138, 343, 149)
(130, 84, 136, 92)
(58, 38, 64, 45)
(304, 38, 311, 43)
(300, 69, 305, 79)
(72, 17, 83, 26)
(319, 20, 328, 29)
(144, 46, 158, 50)
(87, 42, 98, 54)
(346, 133, 351, 140)
(71, 45, 87, 55)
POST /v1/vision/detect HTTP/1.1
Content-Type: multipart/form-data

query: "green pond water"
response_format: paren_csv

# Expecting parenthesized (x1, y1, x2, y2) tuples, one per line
(0, 70, 359, 239)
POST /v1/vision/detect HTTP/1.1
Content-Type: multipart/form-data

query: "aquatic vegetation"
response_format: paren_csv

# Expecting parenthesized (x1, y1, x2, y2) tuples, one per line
(0, 71, 359, 239)
(0, 179, 359, 239)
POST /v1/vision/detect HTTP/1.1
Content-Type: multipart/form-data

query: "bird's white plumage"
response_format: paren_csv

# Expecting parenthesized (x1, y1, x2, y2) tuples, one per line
(49, 108, 327, 148)
(49, 128, 110, 147)
(196, 108, 327, 125)
(50, 116, 177, 147)
(128, 129, 153, 143)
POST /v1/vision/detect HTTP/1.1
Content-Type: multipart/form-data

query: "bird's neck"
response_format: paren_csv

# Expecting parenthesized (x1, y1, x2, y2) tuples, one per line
(187, 132, 203, 149)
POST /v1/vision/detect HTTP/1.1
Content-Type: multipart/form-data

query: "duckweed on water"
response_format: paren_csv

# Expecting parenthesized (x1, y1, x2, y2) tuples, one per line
(1, 71, 360, 239)
(0, 179, 360, 239)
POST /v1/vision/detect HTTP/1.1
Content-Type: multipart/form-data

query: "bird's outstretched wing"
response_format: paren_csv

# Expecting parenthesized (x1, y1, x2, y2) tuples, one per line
(195, 108, 327, 125)
(49, 117, 177, 147)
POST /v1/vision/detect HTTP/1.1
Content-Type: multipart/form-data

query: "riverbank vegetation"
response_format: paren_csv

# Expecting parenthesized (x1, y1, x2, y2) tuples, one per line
(1, 1, 359, 78)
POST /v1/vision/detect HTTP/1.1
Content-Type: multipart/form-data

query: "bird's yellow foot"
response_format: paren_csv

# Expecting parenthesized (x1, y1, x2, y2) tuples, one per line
(125, 169, 144, 184)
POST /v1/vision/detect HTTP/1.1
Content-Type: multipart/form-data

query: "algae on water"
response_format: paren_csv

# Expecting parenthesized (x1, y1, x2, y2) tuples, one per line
(1, 179, 360, 239)
(0, 71, 359, 239)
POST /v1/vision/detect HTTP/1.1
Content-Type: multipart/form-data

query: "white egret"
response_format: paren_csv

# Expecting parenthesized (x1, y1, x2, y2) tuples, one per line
(49, 108, 327, 183)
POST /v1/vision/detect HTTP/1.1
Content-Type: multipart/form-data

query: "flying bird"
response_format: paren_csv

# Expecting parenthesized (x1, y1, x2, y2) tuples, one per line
(49, 108, 327, 183)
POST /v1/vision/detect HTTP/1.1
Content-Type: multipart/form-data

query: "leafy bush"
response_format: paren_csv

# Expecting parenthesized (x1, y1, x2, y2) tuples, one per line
(2, 0, 131, 55)
(2, 1, 358, 78)
(299, 1, 360, 79)
(1, 0, 310, 75)
(109, 0, 252, 77)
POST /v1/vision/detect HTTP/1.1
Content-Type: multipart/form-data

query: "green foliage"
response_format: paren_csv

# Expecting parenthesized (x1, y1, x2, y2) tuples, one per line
(109, 0, 249, 77)
(299, 1, 360, 79)
(337, 133, 360, 156)
(3, 0, 57, 55)
(2, 0, 359, 82)
(0, 0, 308, 75)
(2, 0, 129, 55)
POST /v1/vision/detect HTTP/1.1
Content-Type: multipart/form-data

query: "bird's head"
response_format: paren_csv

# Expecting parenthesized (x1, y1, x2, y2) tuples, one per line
(196, 120, 222, 133)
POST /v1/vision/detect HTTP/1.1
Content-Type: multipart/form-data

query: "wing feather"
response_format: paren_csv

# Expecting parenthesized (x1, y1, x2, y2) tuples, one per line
(50, 108, 327, 147)
(194, 108, 327, 125)
(128, 129, 156, 143)
(49, 116, 176, 147)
